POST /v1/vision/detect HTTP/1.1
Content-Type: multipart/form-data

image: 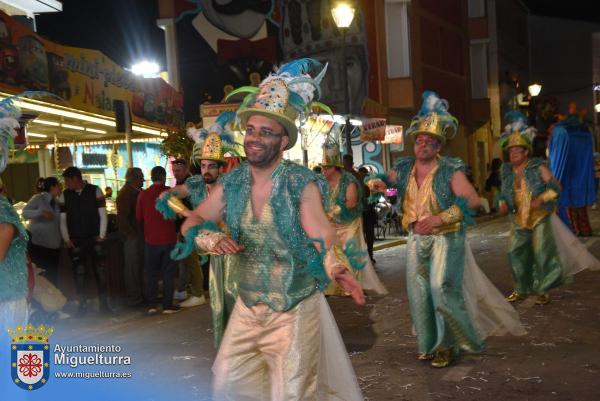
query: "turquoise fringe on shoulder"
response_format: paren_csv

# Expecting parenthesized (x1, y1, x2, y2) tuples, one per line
(155, 191, 177, 220)
(334, 171, 363, 223)
(432, 157, 466, 210)
(184, 175, 208, 208)
(455, 196, 475, 227)
(170, 220, 220, 261)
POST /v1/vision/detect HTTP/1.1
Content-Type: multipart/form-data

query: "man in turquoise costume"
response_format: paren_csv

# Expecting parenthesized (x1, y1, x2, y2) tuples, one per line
(157, 112, 240, 346)
(388, 91, 485, 368)
(180, 59, 365, 400)
(497, 111, 564, 306)
(321, 136, 387, 296)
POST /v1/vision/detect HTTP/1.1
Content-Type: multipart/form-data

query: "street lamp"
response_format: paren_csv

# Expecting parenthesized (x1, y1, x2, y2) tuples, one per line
(331, 2, 355, 156)
(528, 83, 542, 97)
(131, 61, 160, 78)
(527, 82, 542, 129)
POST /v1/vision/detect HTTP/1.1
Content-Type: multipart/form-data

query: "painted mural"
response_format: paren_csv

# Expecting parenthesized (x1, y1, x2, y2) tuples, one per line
(0, 11, 184, 129)
(174, 0, 281, 121)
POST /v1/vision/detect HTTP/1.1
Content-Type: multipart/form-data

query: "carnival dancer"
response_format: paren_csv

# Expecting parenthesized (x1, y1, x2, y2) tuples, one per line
(389, 91, 525, 368)
(321, 136, 387, 295)
(179, 58, 365, 400)
(498, 111, 600, 306)
(157, 112, 240, 346)
(0, 96, 30, 329)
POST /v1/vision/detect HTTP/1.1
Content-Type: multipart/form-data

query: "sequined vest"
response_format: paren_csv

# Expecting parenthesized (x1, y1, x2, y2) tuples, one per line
(394, 156, 466, 231)
(500, 158, 555, 229)
(219, 160, 330, 312)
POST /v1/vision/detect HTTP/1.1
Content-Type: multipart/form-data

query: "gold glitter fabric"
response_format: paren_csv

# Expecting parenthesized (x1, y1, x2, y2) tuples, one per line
(237, 200, 316, 312)
(401, 166, 460, 234)
(212, 293, 320, 400)
(513, 176, 551, 230)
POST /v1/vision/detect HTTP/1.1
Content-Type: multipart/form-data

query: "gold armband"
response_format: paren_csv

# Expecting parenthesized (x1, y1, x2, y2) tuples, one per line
(538, 189, 558, 203)
(323, 245, 351, 280)
(168, 196, 189, 214)
(437, 204, 463, 225)
(194, 230, 227, 254)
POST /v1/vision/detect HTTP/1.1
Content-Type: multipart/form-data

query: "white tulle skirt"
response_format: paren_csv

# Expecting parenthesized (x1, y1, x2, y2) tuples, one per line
(317, 295, 364, 401)
(550, 214, 600, 276)
(463, 243, 527, 338)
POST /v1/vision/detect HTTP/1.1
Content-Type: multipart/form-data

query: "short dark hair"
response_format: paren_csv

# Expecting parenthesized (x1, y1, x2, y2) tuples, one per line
(62, 166, 82, 179)
(343, 154, 353, 163)
(358, 166, 369, 174)
(151, 166, 167, 182)
(125, 167, 143, 183)
(42, 177, 59, 192)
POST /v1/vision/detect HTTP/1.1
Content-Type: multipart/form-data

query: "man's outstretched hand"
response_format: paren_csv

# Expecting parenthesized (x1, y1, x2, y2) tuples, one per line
(333, 267, 365, 305)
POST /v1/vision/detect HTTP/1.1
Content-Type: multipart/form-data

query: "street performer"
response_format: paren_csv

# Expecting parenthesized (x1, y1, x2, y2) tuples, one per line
(180, 58, 365, 400)
(498, 111, 600, 305)
(389, 91, 525, 368)
(157, 112, 240, 346)
(320, 136, 387, 295)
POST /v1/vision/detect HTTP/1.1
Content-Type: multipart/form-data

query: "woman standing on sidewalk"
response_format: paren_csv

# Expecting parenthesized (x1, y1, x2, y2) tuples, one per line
(23, 177, 62, 286)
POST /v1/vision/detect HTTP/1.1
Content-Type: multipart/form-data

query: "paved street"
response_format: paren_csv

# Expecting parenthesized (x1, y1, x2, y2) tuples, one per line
(47, 212, 600, 401)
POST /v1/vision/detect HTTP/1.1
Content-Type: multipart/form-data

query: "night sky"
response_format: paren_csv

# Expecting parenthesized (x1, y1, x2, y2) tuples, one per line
(33, 1, 600, 74)
(35, 0, 165, 70)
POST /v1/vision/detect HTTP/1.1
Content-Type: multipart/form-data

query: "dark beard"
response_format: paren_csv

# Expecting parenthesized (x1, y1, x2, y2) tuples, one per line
(244, 140, 280, 167)
(203, 175, 217, 184)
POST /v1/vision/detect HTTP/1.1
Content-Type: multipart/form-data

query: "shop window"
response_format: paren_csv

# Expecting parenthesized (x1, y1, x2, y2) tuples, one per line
(385, 0, 411, 78)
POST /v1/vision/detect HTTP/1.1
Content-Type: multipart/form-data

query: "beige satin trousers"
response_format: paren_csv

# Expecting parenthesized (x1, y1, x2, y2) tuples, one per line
(212, 292, 320, 401)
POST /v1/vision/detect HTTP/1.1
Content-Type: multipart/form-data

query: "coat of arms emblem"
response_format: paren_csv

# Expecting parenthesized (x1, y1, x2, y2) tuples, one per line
(8, 324, 53, 390)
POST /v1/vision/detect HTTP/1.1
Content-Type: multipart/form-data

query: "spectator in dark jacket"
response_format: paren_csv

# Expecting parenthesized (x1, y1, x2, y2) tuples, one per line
(117, 167, 145, 307)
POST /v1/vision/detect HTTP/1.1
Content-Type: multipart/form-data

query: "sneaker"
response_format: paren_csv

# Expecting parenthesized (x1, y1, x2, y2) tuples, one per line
(147, 308, 158, 316)
(173, 290, 188, 301)
(180, 295, 206, 308)
(162, 305, 181, 315)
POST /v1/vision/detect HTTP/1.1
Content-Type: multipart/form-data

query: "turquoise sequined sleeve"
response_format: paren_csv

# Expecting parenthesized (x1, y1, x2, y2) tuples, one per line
(0, 197, 28, 302)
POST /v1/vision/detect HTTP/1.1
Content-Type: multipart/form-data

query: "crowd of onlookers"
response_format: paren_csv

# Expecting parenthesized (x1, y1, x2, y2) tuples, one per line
(2, 159, 214, 321)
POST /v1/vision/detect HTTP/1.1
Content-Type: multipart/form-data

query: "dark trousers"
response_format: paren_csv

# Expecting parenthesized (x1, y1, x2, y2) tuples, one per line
(201, 256, 210, 291)
(29, 243, 60, 286)
(123, 236, 144, 306)
(68, 238, 108, 305)
(362, 213, 376, 261)
(144, 243, 177, 309)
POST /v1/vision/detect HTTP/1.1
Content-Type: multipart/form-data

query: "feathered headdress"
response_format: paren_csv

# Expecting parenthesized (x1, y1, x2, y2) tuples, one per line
(320, 135, 342, 167)
(186, 111, 241, 165)
(225, 58, 333, 150)
(500, 110, 535, 151)
(0, 92, 59, 173)
(405, 91, 458, 146)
